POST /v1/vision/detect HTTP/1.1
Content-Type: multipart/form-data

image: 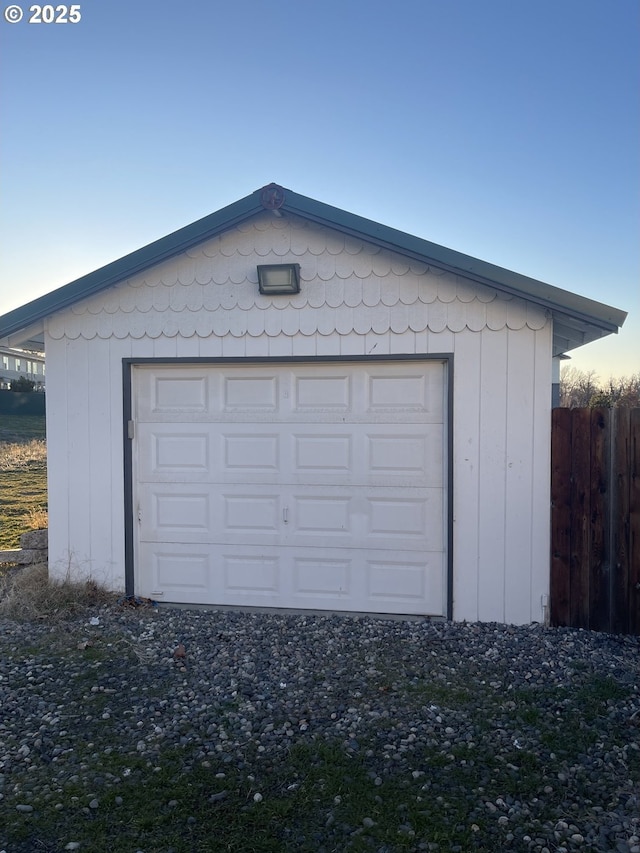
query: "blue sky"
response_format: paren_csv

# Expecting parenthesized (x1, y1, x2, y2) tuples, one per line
(1, 0, 638, 378)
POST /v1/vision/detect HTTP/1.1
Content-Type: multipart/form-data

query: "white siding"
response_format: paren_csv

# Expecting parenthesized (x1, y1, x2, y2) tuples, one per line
(44, 214, 553, 624)
(44, 338, 69, 579)
(450, 330, 482, 621)
(478, 328, 508, 622)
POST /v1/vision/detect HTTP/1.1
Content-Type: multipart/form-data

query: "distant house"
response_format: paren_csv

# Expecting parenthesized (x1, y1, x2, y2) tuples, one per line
(0, 184, 627, 623)
(0, 345, 45, 390)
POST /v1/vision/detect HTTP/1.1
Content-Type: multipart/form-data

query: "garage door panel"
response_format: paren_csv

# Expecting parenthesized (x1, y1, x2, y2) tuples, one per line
(293, 496, 353, 538)
(367, 373, 428, 411)
(287, 487, 442, 551)
(223, 374, 279, 411)
(368, 497, 428, 539)
(293, 373, 352, 410)
(153, 434, 209, 472)
(140, 544, 283, 604)
(153, 491, 211, 532)
(293, 433, 353, 473)
(364, 365, 443, 421)
(367, 555, 444, 606)
(222, 432, 280, 473)
(223, 554, 280, 593)
(140, 544, 443, 614)
(293, 556, 351, 597)
(140, 485, 213, 541)
(224, 494, 281, 534)
(139, 427, 444, 487)
(153, 374, 209, 413)
(137, 425, 211, 479)
(149, 546, 213, 595)
(141, 483, 443, 552)
(141, 484, 283, 544)
(367, 430, 442, 485)
(289, 426, 443, 486)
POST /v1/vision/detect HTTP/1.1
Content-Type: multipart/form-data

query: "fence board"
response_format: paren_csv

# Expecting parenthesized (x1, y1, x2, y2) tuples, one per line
(569, 408, 591, 629)
(612, 408, 630, 634)
(589, 409, 610, 632)
(550, 408, 572, 626)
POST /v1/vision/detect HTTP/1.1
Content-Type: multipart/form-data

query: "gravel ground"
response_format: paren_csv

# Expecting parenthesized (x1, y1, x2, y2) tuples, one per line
(0, 604, 639, 852)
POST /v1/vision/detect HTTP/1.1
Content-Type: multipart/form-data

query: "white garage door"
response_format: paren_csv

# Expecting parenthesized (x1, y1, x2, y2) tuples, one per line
(132, 360, 448, 616)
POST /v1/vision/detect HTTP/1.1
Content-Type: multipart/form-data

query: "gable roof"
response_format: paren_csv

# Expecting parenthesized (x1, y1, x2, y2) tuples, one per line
(0, 183, 627, 355)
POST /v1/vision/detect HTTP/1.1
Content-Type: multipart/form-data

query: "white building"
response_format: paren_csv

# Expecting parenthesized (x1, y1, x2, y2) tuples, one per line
(0, 346, 45, 390)
(0, 184, 626, 623)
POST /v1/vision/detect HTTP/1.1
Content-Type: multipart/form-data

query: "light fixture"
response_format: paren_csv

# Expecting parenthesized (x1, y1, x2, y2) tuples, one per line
(257, 263, 301, 295)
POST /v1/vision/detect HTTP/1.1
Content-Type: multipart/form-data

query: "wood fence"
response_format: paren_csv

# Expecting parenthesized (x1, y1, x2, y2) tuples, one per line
(550, 407, 640, 634)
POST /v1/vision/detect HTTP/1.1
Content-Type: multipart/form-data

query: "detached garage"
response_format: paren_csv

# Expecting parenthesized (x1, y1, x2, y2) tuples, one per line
(0, 183, 626, 623)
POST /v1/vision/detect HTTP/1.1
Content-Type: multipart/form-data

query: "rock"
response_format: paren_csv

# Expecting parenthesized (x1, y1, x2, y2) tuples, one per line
(15, 548, 48, 565)
(20, 529, 48, 549)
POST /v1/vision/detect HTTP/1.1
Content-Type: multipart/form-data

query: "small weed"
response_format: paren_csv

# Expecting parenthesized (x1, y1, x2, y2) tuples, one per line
(411, 680, 473, 708)
(22, 506, 49, 530)
(577, 674, 628, 706)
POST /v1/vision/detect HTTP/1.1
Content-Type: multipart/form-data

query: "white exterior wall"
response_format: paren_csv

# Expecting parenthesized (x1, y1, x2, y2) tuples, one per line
(44, 213, 552, 624)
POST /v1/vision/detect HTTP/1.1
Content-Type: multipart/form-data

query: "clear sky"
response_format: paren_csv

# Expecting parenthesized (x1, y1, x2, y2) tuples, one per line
(1, 0, 638, 378)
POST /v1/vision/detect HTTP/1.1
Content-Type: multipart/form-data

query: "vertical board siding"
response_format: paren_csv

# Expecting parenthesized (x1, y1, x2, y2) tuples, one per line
(43, 335, 70, 578)
(529, 326, 552, 623)
(477, 328, 508, 622)
(504, 327, 536, 624)
(451, 330, 482, 622)
(65, 337, 93, 568)
(551, 408, 640, 634)
(87, 336, 113, 586)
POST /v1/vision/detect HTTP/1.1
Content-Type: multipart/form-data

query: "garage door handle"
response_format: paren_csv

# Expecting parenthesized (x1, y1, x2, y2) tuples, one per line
(283, 507, 289, 524)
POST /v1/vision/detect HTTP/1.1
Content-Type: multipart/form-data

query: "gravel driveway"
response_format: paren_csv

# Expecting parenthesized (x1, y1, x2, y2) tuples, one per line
(1, 604, 639, 852)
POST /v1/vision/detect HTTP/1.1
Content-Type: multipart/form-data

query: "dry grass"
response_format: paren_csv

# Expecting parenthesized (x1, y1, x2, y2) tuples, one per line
(0, 439, 47, 549)
(0, 563, 118, 621)
(0, 413, 48, 549)
(0, 439, 47, 472)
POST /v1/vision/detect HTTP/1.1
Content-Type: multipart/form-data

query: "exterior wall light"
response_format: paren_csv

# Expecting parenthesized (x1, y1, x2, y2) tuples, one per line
(257, 263, 301, 295)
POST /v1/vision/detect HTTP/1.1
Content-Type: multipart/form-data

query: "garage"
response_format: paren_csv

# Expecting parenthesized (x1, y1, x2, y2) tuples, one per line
(131, 359, 449, 615)
(1, 182, 626, 623)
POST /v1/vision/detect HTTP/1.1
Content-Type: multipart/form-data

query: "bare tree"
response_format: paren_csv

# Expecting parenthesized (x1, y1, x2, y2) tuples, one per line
(559, 367, 640, 408)
(559, 366, 599, 408)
